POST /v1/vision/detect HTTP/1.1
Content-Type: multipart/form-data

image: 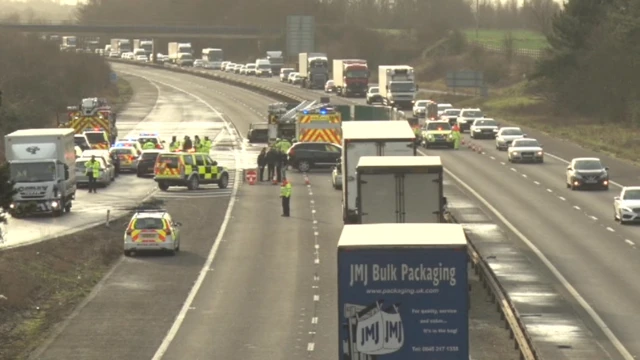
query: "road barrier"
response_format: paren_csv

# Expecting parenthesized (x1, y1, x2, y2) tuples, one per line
(107, 57, 540, 360)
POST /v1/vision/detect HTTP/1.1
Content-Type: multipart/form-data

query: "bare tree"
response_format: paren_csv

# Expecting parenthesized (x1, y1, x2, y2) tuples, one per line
(523, 0, 561, 34)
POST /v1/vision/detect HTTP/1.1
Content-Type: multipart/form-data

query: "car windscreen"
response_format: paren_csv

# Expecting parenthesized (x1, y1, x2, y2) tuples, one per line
(462, 111, 483, 117)
(426, 123, 451, 131)
(133, 218, 165, 230)
(111, 148, 134, 155)
(513, 140, 540, 147)
(623, 189, 640, 200)
(501, 129, 523, 136)
(574, 160, 603, 170)
(415, 101, 428, 107)
(369, 87, 379, 94)
(10, 162, 56, 182)
(85, 132, 107, 143)
(141, 152, 161, 160)
(138, 137, 158, 144)
(474, 120, 496, 126)
(444, 110, 460, 116)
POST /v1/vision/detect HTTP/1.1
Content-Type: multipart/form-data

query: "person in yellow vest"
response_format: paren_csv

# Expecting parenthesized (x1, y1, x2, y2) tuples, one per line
(194, 135, 202, 152)
(169, 136, 181, 151)
(142, 140, 156, 150)
(413, 126, 422, 146)
(451, 123, 461, 150)
(85, 155, 101, 193)
(280, 179, 292, 217)
(202, 136, 212, 153)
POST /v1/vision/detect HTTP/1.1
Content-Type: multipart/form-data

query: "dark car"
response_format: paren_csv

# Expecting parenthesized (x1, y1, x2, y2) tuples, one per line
(247, 123, 269, 143)
(287, 142, 342, 172)
(136, 150, 163, 177)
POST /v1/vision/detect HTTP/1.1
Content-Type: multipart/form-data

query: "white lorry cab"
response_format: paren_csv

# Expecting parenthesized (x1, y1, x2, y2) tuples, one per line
(4, 128, 77, 217)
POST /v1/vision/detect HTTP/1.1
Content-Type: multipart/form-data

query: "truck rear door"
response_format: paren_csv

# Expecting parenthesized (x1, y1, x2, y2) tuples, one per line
(402, 172, 442, 223)
(358, 172, 397, 224)
(344, 141, 377, 211)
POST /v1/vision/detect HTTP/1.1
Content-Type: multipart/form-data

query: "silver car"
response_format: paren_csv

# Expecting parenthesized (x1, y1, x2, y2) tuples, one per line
(470, 118, 499, 139)
(332, 161, 342, 190)
(76, 158, 111, 187)
(495, 127, 526, 150)
(508, 138, 544, 163)
(110, 147, 139, 172)
(614, 186, 640, 224)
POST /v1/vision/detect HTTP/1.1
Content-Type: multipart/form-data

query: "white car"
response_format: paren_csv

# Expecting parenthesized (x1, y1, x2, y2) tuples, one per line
(220, 61, 230, 71)
(457, 108, 484, 133)
(495, 127, 526, 150)
(123, 209, 182, 256)
(470, 118, 499, 139)
(193, 59, 205, 68)
(437, 103, 453, 116)
(109, 51, 120, 58)
(135, 55, 148, 62)
(413, 100, 429, 117)
(280, 68, 294, 82)
(80, 149, 116, 180)
(225, 63, 236, 72)
(245, 63, 257, 76)
(566, 157, 609, 190)
(332, 161, 342, 190)
(614, 186, 640, 224)
(508, 138, 544, 163)
(75, 157, 111, 187)
(441, 108, 460, 125)
(290, 73, 303, 84)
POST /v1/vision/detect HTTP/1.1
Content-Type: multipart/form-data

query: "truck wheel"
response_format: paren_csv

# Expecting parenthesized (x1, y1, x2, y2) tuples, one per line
(158, 182, 169, 191)
(64, 204, 71, 213)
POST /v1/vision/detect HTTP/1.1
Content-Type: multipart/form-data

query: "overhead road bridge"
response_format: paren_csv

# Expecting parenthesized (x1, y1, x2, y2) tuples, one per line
(0, 23, 281, 39)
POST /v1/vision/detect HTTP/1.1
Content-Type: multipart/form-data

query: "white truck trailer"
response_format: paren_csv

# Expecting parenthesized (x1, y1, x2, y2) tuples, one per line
(4, 128, 77, 217)
(168, 42, 194, 65)
(356, 156, 446, 224)
(332, 59, 369, 97)
(341, 121, 416, 224)
(378, 65, 418, 110)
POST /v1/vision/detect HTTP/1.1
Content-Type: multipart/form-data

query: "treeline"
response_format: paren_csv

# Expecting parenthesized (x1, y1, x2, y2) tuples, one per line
(533, 0, 640, 123)
(477, 0, 561, 34)
(0, 31, 113, 155)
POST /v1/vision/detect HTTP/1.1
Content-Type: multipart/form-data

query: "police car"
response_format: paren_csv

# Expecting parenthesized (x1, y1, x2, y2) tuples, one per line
(114, 139, 143, 154)
(153, 152, 230, 191)
(123, 209, 182, 256)
(137, 133, 165, 149)
(110, 146, 139, 172)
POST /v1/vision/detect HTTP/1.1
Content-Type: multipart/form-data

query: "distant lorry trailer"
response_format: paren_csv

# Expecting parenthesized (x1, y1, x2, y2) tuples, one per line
(168, 42, 194, 66)
(341, 121, 416, 224)
(299, 53, 329, 90)
(356, 156, 446, 224)
(332, 59, 369, 98)
(378, 65, 417, 110)
(266, 51, 284, 75)
(4, 128, 77, 217)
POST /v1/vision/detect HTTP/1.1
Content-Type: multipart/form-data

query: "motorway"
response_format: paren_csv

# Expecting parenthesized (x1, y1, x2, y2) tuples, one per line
(210, 69, 640, 358)
(28, 63, 521, 360)
(1, 68, 257, 250)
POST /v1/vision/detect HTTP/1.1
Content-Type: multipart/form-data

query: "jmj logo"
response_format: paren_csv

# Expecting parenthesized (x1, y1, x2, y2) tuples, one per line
(355, 302, 404, 356)
(26, 146, 40, 155)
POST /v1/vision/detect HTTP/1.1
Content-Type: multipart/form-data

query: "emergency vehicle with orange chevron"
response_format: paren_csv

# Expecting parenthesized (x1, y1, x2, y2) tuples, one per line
(267, 98, 342, 145)
(59, 97, 118, 149)
(123, 209, 182, 256)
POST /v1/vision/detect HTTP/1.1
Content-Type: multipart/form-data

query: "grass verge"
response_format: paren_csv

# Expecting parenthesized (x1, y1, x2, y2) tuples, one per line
(439, 82, 640, 164)
(463, 29, 548, 50)
(105, 78, 133, 113)
(0, 215, 131, 360)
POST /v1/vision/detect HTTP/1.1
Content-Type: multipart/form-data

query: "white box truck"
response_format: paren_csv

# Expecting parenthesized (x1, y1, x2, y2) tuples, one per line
(356, 156, 446, 224)
(168, 42, 194, 65)
(378, 65, 418, 110)
(299, 53, 329, 89)
(333, 59, 369, 97)
(341, 121, 416, 224)
(337, 223, 469, 360)
(4, 128, 77, 217)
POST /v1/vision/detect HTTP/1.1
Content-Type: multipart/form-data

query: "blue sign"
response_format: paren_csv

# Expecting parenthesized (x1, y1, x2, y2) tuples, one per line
(110, 72, 118, 83)
(338, 248, 468, 360)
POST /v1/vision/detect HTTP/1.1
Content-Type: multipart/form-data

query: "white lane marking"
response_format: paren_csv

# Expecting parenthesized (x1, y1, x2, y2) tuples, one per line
(546, 188, 553, 193)
(559, 197, 566, 201)
(534, 181, 540, 185)
(500, 162, 506, 165)
(625, 239, 635, 246)
(441, 166, 635, 360)
(307, 343, 315, 351)
(573, 206, 581, 210)
(490, 156, 495, 160)
(313, 295, 320, 301)
(150, 86, 243, 360)
(589, 215, 598, 221)
(522, 174, 527, 178)
(606, 227, 615, 232)
(311, 317, 318, 324)
(544, 153, 623, 188)
(510, 168, 517, 172)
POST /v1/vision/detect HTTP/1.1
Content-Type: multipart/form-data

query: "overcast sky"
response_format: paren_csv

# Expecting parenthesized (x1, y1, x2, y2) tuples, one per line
(21, 0, 566, 5)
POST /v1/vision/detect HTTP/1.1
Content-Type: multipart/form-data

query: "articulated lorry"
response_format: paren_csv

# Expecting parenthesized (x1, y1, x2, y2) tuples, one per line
(299, 53, 329, 90)
(110, 38, 132, 54)
(4, 128, 77, 217)
(356, 156, 446, 224)
(134, 39, 154, 58)
(60, 36, 77, 52)
(341, 121, 416, 224)
(333, 59, 369, 97)
(378, 65, 418, 111)
(266, 51, 284, 75)
(337, 223, 469, 360)
(168, 42, 194, 66)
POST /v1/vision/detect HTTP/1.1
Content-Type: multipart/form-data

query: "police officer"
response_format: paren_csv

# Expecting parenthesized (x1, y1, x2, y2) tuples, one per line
(266, 146, 279, 182)
(110, 151, 121, 176)
(169, 136, 181, 151)
(280, 179, 292, 217)
(257, 147, 267, 182)
(85, 155, 101, 193)
(194, 135, 202, 152)
(182, 136, 192, 152)
(203, 136, 212, 153)
(142, 139, 156, 150)
(451, 123, 461, 150)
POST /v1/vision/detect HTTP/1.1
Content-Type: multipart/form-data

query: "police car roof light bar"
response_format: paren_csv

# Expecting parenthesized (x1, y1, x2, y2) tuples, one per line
(135, 208, 167, 213)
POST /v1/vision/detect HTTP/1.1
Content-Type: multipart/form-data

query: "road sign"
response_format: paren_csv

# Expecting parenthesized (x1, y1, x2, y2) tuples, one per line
(245, 169, 257, 185)
(286, 15, 315, 57)
(110, 72, 118, 84)
(445, 71, 483, 88)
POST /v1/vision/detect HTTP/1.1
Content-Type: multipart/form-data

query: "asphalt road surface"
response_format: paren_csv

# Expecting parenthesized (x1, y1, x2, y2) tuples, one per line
(30, 64, 521, 360)
(207, 67, 640, 358)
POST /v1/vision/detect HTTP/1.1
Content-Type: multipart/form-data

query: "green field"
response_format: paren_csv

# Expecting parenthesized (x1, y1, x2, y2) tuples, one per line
(463, 29, 548, 50)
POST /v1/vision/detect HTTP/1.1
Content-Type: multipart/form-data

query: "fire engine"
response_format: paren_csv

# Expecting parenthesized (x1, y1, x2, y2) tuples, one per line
(267, 98, 342, 145)
(59, 97, 118, 147)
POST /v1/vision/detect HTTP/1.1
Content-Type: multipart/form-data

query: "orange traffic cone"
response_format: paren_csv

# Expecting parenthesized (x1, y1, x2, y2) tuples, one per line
(304, 175, 310, 185)
(477, 146, 483, 153)
(272, 175, 278, 185)
(461, 138, 465, 145)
